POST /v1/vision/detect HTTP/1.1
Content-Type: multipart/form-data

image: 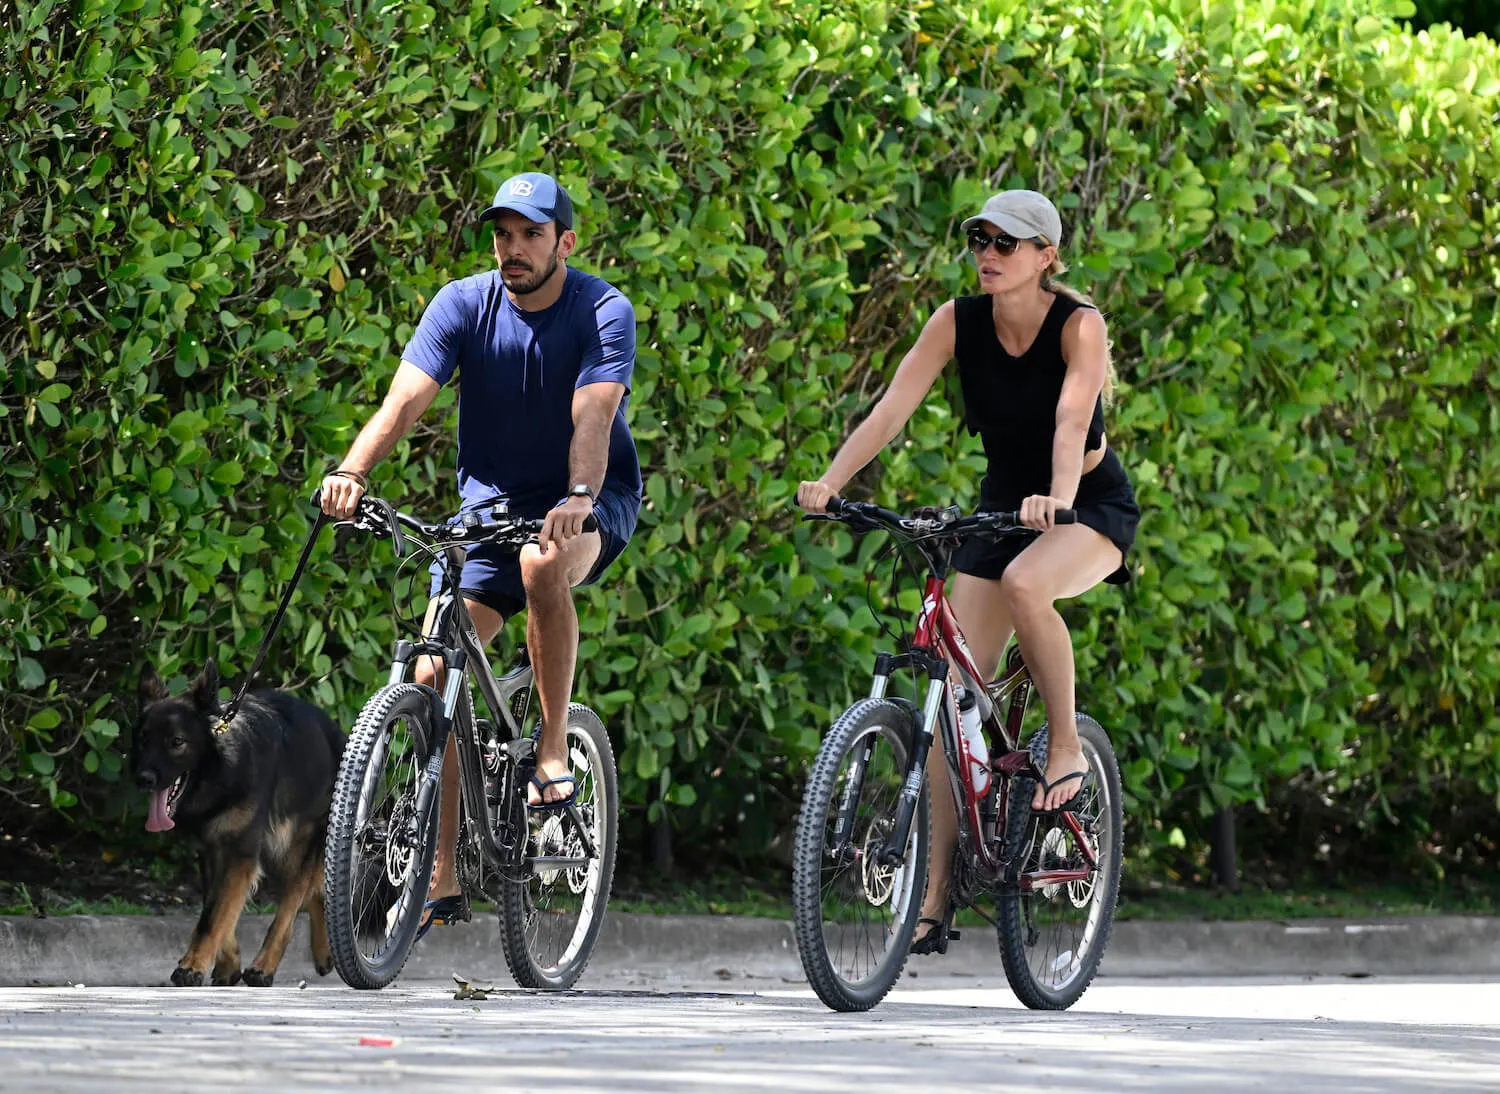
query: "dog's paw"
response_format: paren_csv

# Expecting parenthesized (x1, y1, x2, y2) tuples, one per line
(241, 967, 275, 988)
(314, 958, 334, 977)
(212, 967, 242, 987)
(171, 966, 205, 987)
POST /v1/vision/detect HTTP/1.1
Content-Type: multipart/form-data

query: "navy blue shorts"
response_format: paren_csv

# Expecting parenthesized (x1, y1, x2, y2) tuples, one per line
(429, 489, 638, 619)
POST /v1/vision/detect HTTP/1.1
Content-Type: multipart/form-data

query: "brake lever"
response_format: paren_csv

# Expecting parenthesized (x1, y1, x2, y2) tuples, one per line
(353, 496, 407, 558)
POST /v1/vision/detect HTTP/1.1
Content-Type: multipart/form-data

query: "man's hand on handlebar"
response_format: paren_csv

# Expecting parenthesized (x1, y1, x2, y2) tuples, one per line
(319, 470, 367, 520)
(539, 495, 595, 553)
(796, 480, 839, 515)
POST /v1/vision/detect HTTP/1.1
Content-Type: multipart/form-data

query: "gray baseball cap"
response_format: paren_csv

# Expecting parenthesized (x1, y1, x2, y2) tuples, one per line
(960, 190, 1063, 247)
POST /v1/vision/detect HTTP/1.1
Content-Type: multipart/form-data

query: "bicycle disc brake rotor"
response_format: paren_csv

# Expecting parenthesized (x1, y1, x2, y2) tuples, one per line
(384, 795, 417, 886)
(859, 821, 900, 906)
(1035, 825, 1095, 908)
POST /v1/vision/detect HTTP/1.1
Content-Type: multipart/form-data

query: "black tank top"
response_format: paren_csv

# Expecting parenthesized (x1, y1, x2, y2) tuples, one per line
(953, 291, 1106, 502)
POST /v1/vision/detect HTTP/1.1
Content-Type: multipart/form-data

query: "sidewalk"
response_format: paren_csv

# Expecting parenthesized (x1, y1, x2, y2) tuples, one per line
(3, 911, 1498, 987)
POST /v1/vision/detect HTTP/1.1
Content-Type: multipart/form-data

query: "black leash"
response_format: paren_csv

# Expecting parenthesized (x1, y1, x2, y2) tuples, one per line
(213, 509, 330, 735)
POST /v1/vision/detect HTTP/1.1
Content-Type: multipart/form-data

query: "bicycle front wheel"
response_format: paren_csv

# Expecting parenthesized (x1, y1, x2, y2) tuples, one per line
(791, 698, 928, 1012)
(323, 684, 440, 990)
(498, 703, 618, 989)
(996, 713, 1124, 1010)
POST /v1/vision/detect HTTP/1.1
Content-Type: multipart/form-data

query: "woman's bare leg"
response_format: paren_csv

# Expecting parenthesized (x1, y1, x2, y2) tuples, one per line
(999, 524, 1122, 810)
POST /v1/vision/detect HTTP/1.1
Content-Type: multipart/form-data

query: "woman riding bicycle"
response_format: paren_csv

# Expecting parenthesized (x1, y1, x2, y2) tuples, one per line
(796, 188, 1139, 954)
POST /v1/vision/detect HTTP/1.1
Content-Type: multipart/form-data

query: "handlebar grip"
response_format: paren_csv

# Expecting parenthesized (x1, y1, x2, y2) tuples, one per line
(823, 496, 847, 516)
(311, 487, 322, 508)
(992, 508, 1077, 526)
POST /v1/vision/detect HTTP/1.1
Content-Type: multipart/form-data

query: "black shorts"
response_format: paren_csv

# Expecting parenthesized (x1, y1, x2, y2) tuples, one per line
(954, 448, 1139, 585)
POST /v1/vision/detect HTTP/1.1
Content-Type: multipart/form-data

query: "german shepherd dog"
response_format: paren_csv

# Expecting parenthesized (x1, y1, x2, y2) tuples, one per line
(132, 660, 345, 987)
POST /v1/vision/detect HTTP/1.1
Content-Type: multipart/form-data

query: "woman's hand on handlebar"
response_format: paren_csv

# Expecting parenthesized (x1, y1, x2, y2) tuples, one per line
(1019, 493, 1072, 532)
(796, 480, 839, 515)
(320, 470, 367, 520)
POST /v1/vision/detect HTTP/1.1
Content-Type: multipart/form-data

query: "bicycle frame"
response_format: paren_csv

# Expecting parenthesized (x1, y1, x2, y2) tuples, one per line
(865, 573, 1099, 891)
(385, 543, 595, 879)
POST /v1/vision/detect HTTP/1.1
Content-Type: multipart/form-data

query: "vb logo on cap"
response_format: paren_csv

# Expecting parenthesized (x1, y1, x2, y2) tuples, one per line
(479, 172, 574, 229)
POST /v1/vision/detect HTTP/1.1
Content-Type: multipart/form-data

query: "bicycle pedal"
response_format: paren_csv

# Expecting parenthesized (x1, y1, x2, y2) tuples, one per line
(947, 928, 961, 941)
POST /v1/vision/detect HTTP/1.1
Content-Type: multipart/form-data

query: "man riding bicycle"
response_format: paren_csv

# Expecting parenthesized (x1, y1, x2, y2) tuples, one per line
(319, 171, 640, 936)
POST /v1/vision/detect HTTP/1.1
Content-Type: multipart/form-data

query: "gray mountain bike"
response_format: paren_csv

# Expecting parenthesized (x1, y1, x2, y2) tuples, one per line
(319, 493, 618, 990)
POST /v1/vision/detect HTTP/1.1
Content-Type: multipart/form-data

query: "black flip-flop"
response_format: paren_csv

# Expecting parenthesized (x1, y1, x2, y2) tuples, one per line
(910, 912, 961, 955)
(1032, 768, 1088, 815)
(527, 773, 578, 812)
(415, 893, 470, 942)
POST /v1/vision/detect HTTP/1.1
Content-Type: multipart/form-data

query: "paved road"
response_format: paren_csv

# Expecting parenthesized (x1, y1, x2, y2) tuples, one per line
(2, 970, 1496, 1093)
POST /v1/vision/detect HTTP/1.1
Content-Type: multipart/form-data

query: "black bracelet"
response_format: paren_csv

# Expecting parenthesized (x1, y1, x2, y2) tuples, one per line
(331, 469, 369, 489)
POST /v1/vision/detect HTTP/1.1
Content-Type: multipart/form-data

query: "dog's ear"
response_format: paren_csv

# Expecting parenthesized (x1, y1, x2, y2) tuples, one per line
(190, 659, 221, 712)
(139, 663, 168, 704)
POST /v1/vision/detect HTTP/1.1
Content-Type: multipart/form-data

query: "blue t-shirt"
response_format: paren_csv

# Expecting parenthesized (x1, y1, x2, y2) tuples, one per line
(401, 268, 641, 514)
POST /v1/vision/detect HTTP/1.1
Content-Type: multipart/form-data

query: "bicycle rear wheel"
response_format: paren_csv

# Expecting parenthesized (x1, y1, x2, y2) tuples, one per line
(323, 684, 440, 990)
(498, 703, 618, 989)
(791, 698, 928, 1012)
(996, 713, 1123, 1010)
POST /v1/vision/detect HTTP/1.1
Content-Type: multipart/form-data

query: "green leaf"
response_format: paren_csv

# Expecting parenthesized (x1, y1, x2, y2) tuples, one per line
(58, 576, 94, 597)
(16, 657, 46, 690)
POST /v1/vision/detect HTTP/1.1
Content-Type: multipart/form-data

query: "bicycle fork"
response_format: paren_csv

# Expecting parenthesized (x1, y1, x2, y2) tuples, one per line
(828, 651, 949, 869)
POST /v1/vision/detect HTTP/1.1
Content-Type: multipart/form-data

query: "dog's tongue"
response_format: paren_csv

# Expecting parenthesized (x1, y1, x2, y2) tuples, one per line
(145, 788, 175, 832)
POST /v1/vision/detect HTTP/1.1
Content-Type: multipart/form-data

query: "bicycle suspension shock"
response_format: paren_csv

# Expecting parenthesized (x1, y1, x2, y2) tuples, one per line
(876, 652, 949, 866)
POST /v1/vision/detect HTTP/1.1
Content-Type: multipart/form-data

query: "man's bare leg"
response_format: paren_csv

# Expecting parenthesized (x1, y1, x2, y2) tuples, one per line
(518, 532, 602, 805)
(414, 597, 506, 918)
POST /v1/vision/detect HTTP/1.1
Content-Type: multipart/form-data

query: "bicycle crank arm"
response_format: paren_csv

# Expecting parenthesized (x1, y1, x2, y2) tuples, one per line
(527, 855, 591, 872)
(1018, 868, 1093, 892)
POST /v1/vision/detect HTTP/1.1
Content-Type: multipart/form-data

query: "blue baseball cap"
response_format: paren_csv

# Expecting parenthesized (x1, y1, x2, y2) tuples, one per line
(478, 172, 574, 230)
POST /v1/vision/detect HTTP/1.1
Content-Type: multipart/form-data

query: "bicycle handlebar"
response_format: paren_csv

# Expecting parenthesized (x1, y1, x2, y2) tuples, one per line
(310, 489, 598, 549)
(814, 496, 1076, 538)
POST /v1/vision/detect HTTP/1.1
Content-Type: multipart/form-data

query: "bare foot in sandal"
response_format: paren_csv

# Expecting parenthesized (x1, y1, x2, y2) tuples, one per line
(527, 751, 577, 809)
(1033, 745, 1088, 812)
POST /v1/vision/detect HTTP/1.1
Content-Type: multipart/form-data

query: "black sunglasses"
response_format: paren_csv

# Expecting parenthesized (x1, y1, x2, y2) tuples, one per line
(966, 227, 1047, 255)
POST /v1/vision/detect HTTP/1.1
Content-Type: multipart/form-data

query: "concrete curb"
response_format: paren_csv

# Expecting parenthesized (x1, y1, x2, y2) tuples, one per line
(2, 911, 1497, 988)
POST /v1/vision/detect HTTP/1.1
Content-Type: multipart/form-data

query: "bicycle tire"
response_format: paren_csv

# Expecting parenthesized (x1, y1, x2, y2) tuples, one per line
(497, 703, 618, 990)
(996, 713, 1123, 1010)
(324, 684, 440, 990)
(791, 698, 929, 1012)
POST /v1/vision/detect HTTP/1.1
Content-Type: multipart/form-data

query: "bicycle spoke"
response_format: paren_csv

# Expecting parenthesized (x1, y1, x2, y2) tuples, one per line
(816, 727, 909, 986)
(500, 708, 617, 989)
(998, 717, 1122, 1008)
(793, 700, 928, 1011)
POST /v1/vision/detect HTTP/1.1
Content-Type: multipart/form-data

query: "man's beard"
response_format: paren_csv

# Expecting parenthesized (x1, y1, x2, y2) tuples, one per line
(501, 245, 561, 296)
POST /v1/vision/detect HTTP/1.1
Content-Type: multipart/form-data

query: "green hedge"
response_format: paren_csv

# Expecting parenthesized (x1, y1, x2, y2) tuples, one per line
(3, 0, 1497, 875)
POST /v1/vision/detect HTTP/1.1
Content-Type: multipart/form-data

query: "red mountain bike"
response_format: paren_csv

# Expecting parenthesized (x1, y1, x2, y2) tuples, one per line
(791, 498, 1124, 1012)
